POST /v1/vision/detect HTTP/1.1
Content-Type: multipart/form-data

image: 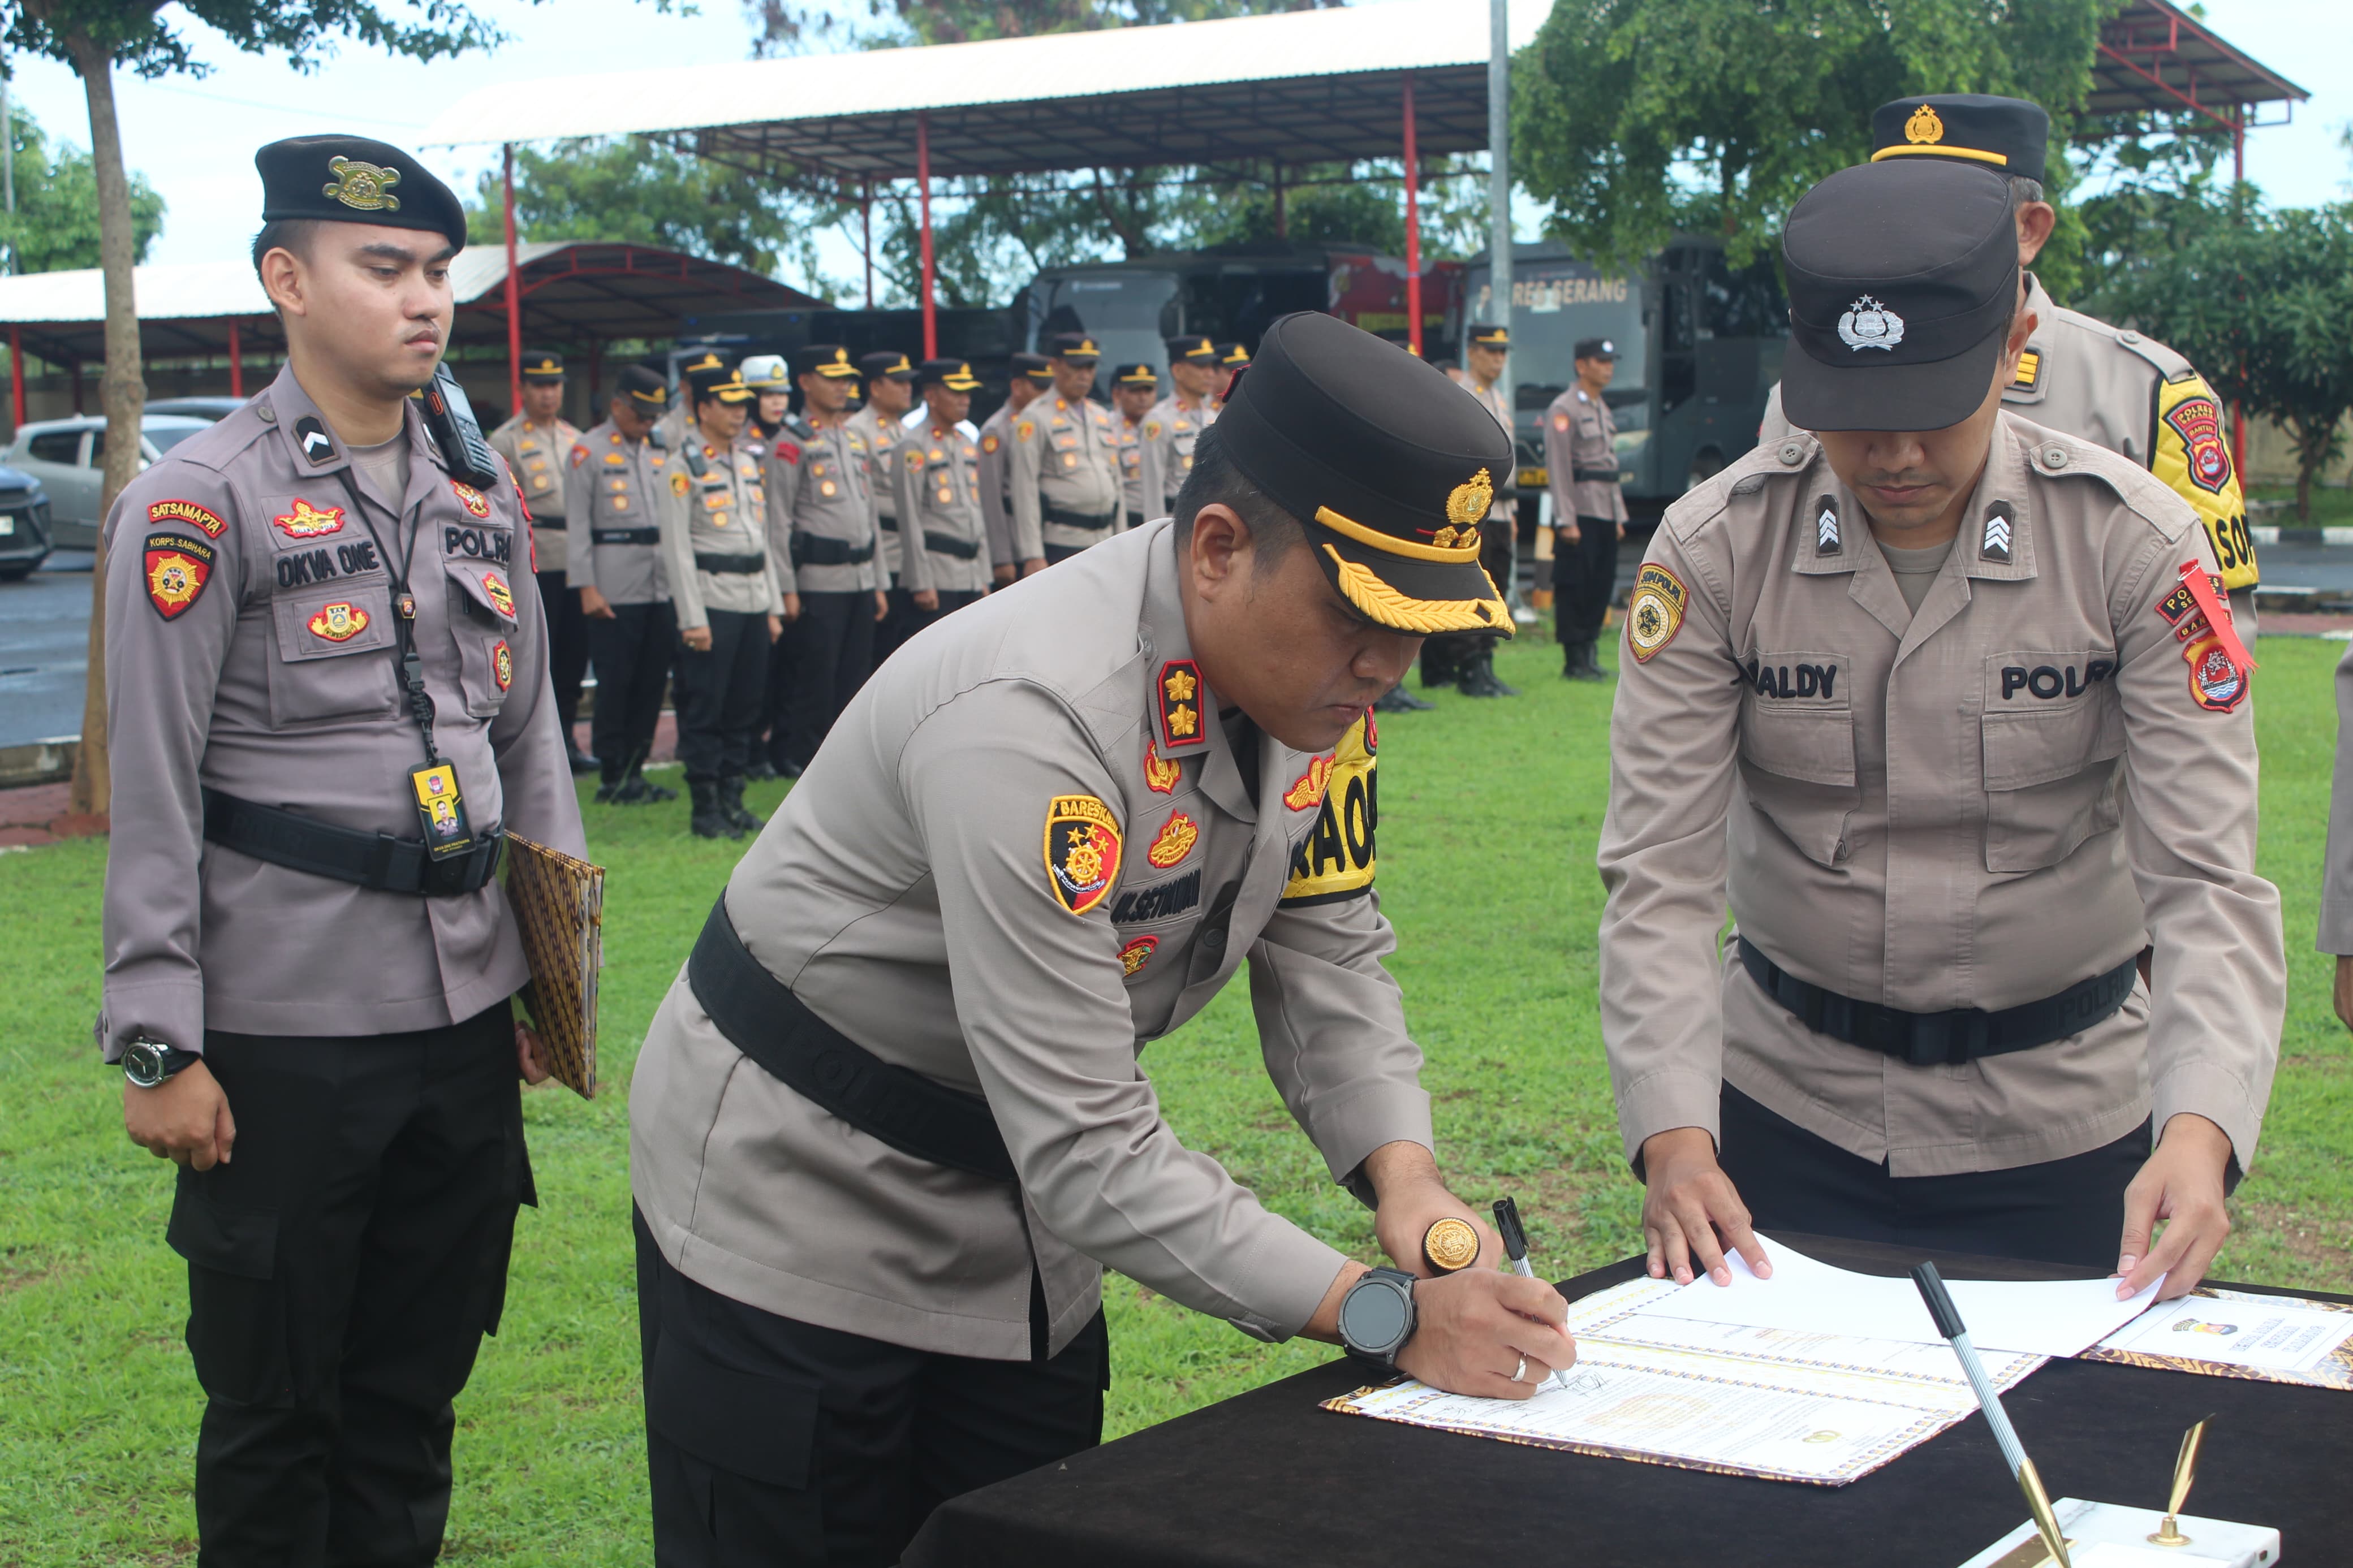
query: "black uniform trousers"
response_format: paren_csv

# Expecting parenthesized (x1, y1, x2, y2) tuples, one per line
(1552, 513, 1619, 650)
(677, 606, 770, 784)
(171, 1002, 531, 1568)
(634, 1209, 1108, 1567)
(536, 565, 590, 748)
(770, 591, 876, 772)
(1716, 1083, 2152, 1268)
(876, 586, 982, 667)
(585, 600, 676, 779)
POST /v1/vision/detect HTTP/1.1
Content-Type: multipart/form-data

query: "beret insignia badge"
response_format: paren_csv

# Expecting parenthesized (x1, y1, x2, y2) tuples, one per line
(1044, 794, 1123, 916)
(1904, 103, 1945, 145)
(1837, 296, 1904, 352)
(323, 154, 402, 213)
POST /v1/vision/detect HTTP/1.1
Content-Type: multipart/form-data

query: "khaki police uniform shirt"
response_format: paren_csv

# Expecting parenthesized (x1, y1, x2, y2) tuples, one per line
(889, 419, 992, 597)
(846, 403, 909, 584)
(656, 429, 783, 628)
(977, 398, 1036, 568)
(630, 520, 1416, 1359)
(489, 413, 579, 574)
(766, 416, 881, 596)
(1009, 394, 1123, 555)
(97, 364, 588, 1057)
(1545, 386, 1629, 526)
(563, 420, 670, 606)
(1597, 414, 2282, 1180)
(1136, 394, 1216, 519)
(1113, 411, 1149, 519)
(1760, 277, 2257, 594)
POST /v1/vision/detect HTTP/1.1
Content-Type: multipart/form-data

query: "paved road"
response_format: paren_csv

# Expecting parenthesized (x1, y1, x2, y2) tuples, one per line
(0, 552, 94, 749)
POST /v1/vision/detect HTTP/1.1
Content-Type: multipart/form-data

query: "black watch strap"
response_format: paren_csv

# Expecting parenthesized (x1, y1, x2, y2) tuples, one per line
(1338, 1266, 1419, 1370)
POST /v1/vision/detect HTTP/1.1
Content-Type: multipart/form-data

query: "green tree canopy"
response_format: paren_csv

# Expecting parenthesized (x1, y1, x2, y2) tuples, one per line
(2102, 204, 2353, 521)
(0, 105, 165, 272)
(1511, 0, 2113, 293)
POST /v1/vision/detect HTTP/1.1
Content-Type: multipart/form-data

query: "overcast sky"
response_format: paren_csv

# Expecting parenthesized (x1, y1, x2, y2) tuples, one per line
(2, 0, 2346, 301)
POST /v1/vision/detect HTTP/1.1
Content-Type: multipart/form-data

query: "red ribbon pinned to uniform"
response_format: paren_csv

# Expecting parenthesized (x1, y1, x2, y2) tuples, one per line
(2179, 560, 2255, 673)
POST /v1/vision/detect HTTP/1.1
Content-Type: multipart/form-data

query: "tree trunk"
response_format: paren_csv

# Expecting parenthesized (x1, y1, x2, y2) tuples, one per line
(2295, 433, 2317, 524)
(63, 33, 141, 819)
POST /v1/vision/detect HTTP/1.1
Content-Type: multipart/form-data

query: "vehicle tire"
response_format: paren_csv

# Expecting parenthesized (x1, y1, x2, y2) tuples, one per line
(0, 563, 36, 582)
(1685, 448, 1726, 491)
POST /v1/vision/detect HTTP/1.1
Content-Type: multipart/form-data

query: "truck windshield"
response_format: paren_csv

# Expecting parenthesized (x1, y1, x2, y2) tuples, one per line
(1031, 271, 1180, 383)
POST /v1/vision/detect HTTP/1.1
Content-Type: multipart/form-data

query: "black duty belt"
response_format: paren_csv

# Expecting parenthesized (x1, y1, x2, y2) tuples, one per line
(1571, 466, 1621, 482)
(1042, 505, 1117, 532)
(695, 551, 766, 574)
(791, 533, 876, 569)
(1737, 937, 2137, 1069)
(923, 530, 982, 560)
(687, 900, 1016, 1182)
(202, 789, 503, 898)
(594, 527, 660, 546)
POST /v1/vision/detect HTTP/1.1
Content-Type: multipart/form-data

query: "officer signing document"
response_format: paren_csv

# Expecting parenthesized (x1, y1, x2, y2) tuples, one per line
(101, 137, 586, 1562)
(631, 312, 1574, 1562)
(1600, 161, 2283, 1300)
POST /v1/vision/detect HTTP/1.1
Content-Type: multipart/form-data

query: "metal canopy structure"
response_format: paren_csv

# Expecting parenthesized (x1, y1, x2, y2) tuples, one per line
(425, 0, 1546, 362)
(0, 241, 824, 425)
(2088, 0, 2308, 180)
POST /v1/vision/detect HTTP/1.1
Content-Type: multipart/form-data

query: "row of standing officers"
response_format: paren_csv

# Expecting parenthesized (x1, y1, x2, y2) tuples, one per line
(491, 334, 1250, 839)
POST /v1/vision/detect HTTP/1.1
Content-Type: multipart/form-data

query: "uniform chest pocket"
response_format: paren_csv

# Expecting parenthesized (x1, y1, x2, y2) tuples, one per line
(1980, 668, 2124, 873)
(445, 563, 523, 718)
(1736, 679, 1857, 867)
(268, 582, 398, 728)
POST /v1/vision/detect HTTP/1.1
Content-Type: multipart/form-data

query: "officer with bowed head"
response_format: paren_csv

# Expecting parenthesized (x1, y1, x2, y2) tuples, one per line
(104, 134, 588, 1562)
(1600, 157, 2282, 1298)
(627, 312, 1562, 1563)
(566, 362, 680, 805)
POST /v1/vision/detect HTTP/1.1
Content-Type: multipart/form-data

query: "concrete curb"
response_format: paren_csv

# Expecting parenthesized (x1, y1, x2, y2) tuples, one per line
(2252, 526, 2353, 547)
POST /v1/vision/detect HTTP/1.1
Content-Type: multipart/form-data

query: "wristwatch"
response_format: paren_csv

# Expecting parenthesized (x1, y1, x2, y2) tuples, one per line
(1337, 1266, 1418, 1369)
(122, 1036, 199, 1089)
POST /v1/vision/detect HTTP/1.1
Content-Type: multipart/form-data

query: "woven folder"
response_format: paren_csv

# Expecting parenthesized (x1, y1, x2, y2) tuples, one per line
(504, 833, 604, 1099)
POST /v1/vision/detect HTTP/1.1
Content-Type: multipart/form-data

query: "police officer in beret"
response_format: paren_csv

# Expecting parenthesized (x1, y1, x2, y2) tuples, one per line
(1421, 322, 1520, 699)
(102, 135, 587, 1564)
(886, 358, 994, 643)
(1759, 93, 2260, 629)
(628, 312, 1566, 1563)
(491, 349, 594, 771)
(1545, 336, 1631, 681)
(1600, 159, 2283, 1298)
(1010, 331, 1124, 565)
(1138, 335, 1219, 526)
(568, 363, 680, 805)
(979, 351, 1054, 581)
(1109, 360, 1158, 530)
(848, 350, 921, 661)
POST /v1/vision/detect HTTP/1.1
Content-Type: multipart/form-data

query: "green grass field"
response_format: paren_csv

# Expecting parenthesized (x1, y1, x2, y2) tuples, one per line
(4, 633, 2348, 1563)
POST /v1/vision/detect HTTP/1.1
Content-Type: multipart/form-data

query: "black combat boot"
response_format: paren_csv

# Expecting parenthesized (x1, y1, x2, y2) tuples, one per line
(1456, 646, 1517, 698)
(593, 759, 630, 804)
(1565, 641, 1608, 681)
(689, 780, 741, 840)
(1373, 685, 1434, 713)
(631, 764, 676, 803)
(719, 775, 764, 833)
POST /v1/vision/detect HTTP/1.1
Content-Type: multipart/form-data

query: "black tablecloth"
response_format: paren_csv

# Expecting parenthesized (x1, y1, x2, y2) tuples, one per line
(906, 1235, 2350, 1567)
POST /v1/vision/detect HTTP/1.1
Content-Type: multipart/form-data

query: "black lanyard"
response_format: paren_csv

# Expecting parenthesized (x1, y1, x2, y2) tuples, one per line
(335, 466, 439, 766)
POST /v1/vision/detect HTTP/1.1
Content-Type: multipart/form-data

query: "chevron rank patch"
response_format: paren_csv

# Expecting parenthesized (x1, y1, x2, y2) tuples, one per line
(1980, 503, 2015, 564)
(1281, 715, 1376, 906)
(1814, 495, 1840, 556)
(2011, 349, 2040, 390)
(1045, 794, 1122, 916)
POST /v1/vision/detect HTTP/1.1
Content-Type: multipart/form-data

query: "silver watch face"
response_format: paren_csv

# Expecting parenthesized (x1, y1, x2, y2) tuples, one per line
(123, 1040, 167, 1087)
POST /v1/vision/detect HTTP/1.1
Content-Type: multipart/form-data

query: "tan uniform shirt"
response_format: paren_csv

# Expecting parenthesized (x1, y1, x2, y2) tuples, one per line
(97, 365, 588, 1056)
(1010, 394, 1123, 555)
(846, 403, 909, 584)
(630, 520, 1419, 1359)
(977, 398, 1037, 568)
(889, 420, 992, 597)
(1759, 277, 2256, 593)
(563, 420, 670, 606)
(657, 430, 783, 628)
(1597, 415, 2282, 1180)
(1136, 394, 1215, 520)
(489, 413, 579, 573)
(1546, 386, 1629, 525)
(766, 416, 882, 596)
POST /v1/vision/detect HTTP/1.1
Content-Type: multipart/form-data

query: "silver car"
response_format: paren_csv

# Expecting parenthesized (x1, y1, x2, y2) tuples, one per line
(4, 413, 213, 550)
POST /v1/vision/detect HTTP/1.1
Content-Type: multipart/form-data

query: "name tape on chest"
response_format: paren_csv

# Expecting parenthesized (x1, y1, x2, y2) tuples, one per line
(1282, 715, 1377, 906)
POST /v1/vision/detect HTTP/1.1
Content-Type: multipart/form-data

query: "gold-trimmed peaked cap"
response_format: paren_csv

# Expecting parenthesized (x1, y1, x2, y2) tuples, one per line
(917, 357, 982, 391)
(256, 134, 467, 252)
(1869, 93, 2049, 184)
(798, 343, 860, 379)
(1214, 312, 1512, 636)
(520, 349, 565, 383)
(616, 364, 670, 412)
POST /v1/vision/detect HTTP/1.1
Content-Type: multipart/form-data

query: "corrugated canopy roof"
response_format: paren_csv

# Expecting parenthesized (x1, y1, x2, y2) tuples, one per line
(422, 0, 1548, 179)
(2089, 0, 2308, 122)
(0, 240, 826, 365)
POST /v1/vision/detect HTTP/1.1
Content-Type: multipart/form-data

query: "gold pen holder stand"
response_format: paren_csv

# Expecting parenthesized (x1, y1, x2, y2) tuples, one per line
(1959, 1499, 2279, 1568)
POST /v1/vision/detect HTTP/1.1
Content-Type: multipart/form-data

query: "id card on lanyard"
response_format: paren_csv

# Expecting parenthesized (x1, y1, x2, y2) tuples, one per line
(410, 759, 476, 859)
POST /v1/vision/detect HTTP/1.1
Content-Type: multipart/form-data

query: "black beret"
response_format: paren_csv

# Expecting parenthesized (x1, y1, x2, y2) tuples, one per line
(1011, 352, 1054, 385)
(1466, 323, 1509, 348)
(1573, 337, 1619, 361)
(1871, 93, 2050, 185)
(798, 343, 859, 379)
(1167, 335, 1218, 364)
(256, 135, 467, 252)
(1113, 362, 1158, 386)
(858, 351, 917, 382)
(520, 349, 564, 382)
(917, 358, 982, 390)
(1047, 332, 1101, 362)
(1214, 312, 1512, 636)
(1781, 160, 2018, 434)
(615, 364, 670, 411)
